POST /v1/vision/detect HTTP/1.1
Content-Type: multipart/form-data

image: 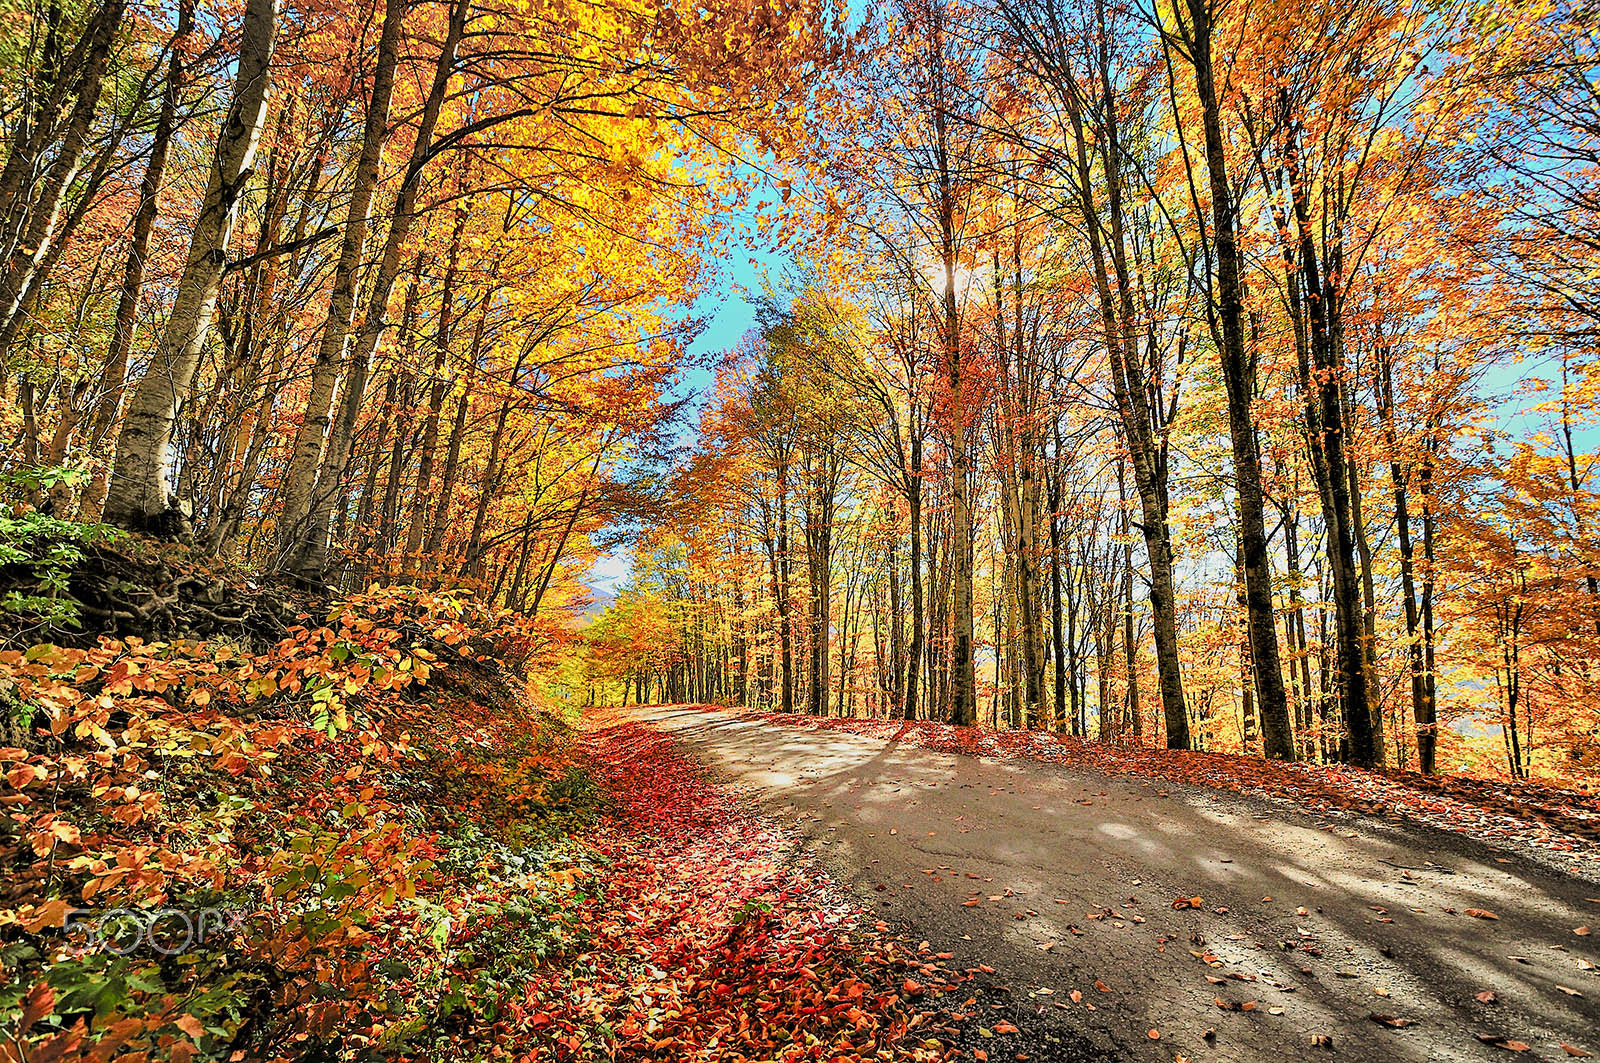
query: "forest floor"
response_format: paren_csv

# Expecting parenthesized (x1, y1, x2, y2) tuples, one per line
(619, 703, 1600, 1063)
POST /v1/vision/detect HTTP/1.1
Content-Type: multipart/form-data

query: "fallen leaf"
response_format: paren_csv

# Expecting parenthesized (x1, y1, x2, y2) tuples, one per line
(1370, 1014, 1416, 1028)
(993, 1021, 1019, 1034)
(1466, 908, 1500, 920)
(1476, 991, 1498, 1005)
(1148, 1029, 1160, 1040)
(1561, 1044, 1593, 1058)
(1477, 1034, 1531, 1052)
(1576, 926, 1592, 936)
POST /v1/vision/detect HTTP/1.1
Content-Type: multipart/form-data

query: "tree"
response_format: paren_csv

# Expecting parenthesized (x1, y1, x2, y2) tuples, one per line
(102, 0, 277, 533)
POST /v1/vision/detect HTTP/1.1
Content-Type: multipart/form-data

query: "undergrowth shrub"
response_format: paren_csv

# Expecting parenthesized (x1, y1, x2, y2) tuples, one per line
(0, 469, 122, 632)
(0, 582, 597, 1062)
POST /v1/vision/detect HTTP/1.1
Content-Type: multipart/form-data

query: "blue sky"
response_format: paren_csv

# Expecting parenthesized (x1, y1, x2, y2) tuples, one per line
(585, 237, 787, 594)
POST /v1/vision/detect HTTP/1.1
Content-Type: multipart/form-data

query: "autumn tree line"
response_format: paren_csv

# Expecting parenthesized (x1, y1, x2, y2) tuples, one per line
(580, 0, 1600, 783)
(1, 0, 846, 615)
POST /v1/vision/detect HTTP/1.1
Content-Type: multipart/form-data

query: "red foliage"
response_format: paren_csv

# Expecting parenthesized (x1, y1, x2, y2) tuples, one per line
(505, 709, 960, 1061)
(0, 586, 568, 1061)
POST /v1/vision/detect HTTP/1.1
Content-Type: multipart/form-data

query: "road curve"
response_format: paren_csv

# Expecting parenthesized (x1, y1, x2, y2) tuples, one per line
(619, 704, 1600, 1063)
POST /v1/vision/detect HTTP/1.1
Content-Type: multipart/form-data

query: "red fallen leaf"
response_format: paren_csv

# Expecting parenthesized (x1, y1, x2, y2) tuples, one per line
(1094, 980, 1110, 993)
(1562, 1044, 1593, 1058)
(1370, 1014, 1416, 1027)
(1069, 990, 1083, 1002)
(1173, 895, 1204, 909)
(18, 981, 54, 1031)
(1476, 991, 1498, 1004)
(902, 978, 923, 996)
(1148, 1029, 1160, 1040)
(1476, 1035, 1531, 1052)
(1575, 926, 1592, 936)
(993, 1021, 1019, 1034)
(1465, 908, 1500, 920)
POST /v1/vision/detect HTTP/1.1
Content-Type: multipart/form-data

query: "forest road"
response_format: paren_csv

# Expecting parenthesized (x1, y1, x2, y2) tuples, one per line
(621, 704, 1600, 1063)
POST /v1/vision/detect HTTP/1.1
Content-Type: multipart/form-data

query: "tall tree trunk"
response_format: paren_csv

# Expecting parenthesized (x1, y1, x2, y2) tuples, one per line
(380, 367, 416, 555)
(1281, 490, 1317, 759)
(427, 308, 483, 555)
(1172, 0, 1292, 757)
(1279, 149, 1377, 766)
(1120, 458, 1141, 743)
(357, 375, 398, 548)
(290, 0, 468, 579)
(924, 21, 977, 724)
(1380, 350, 1436, 772)
(1064, 86, 1190, 750)
(777, 461, 795, 714)
(85, 0, 193, 471)
(275, 0, 407, 567)
(903, 434, 924, 721)
(103, 0, 276, 533)
(405, 206, 465, 555)
(0, 0, 128, 340)
(804, 473, 834, 717)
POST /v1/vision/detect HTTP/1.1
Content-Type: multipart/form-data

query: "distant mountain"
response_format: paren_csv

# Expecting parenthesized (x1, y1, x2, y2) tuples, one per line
(581, 584, 617, 620)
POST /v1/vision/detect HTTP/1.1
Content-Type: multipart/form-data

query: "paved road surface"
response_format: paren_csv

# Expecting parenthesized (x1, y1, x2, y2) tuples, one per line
(622, 704, 1600, 1062)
